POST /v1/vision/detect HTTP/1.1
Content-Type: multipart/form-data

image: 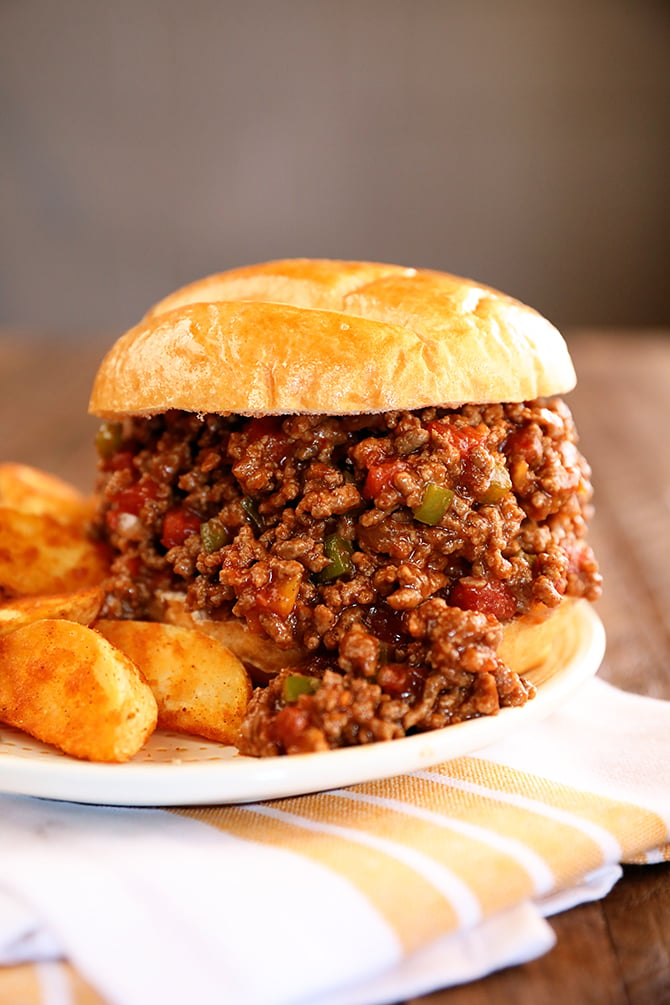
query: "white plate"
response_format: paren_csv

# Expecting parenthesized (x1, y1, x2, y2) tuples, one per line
(0, 604, 605, 807)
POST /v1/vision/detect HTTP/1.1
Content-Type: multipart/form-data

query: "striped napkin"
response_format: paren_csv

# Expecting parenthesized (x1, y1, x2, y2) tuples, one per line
(1, 676, 669, 1005)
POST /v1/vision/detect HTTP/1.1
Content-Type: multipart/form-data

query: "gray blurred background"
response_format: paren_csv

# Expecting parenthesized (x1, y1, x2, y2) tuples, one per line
(1, 0, 669, 334)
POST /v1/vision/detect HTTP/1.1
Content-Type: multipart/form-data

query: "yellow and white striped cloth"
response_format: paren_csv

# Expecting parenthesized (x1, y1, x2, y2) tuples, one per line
(1, 676, 669, 1005)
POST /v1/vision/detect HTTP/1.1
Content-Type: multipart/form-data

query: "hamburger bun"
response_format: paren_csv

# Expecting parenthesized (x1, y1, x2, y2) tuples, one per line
(88, 258, 575, 419)
(89, 258, 596, 716)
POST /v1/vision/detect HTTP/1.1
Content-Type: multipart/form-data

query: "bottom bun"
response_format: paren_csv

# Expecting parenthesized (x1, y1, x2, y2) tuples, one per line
(154, 591, 304, 681)
(498, 597, 581, 677)
(156, 590, 581, 681)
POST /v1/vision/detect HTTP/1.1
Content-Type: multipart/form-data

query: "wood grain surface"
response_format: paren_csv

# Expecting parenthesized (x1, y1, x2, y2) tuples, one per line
(1, 330, 669, 1004)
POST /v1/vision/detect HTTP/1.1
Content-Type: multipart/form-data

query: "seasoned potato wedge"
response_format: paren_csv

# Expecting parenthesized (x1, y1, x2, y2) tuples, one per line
(0, 463, 96, 525)
(95, 620, 252, 744)
(0, 619, 157, 762)
(0, 508, 109, 596)
(0, 586, 105, 637)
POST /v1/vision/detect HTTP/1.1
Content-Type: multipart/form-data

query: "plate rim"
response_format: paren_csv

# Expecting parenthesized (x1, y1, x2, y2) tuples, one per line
(0, 603, 606, 807)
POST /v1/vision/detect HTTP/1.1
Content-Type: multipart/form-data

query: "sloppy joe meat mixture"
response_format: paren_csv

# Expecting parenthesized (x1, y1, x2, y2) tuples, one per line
(93, 401, 601, 755)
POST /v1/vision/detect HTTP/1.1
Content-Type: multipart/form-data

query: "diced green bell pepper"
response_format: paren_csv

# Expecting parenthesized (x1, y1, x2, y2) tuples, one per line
(318, 533, 354, 582)
(95, 421, 123, 459)
(412, 482, 454, 524)
(200, 517, 229, 553)
(479, 458, 512, 504)
(241, 496, 264, 532)
(283, 674, 321, 702)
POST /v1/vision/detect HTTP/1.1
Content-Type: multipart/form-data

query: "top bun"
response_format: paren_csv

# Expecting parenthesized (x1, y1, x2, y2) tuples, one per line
(89, 258, 576, 418)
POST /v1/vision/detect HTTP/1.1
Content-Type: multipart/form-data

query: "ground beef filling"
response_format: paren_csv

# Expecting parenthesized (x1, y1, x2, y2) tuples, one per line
(93, 400, 601, 755)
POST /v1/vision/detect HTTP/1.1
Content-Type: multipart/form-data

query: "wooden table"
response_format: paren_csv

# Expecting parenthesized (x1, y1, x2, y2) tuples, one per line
(1, 330, 669, 1004)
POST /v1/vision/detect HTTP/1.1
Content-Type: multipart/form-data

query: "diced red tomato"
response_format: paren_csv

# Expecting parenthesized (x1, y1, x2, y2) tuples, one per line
(244, 416, 289, 464)
(111, 483, 155, 516)
(428, 420, 487, 457)
(363, 459, 407, 499)
(160, 507, 202, 549)
(450, 579, 517, 620)
(106, 450, 136, 472)
(245, 416, 284, 442)
(106, 479, 159, 532)
(272, 705, 311, 753)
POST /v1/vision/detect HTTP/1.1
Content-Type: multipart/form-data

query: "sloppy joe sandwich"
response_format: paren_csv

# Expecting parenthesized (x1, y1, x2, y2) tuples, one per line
(89, 258, 602, 756)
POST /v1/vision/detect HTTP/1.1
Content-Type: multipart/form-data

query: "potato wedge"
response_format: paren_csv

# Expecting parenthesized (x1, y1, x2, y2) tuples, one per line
(0, 619, 157, 762)
(0, 586, 105, 637)
(0, 463, 96, 525)
(0, 508, 109, 596)
(95, 620, 252, 744)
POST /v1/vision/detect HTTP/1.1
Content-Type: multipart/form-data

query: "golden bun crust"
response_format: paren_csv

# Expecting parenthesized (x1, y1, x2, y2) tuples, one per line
(89, 258, 575, 418)
(153, 591, 304, 680)
(497, 597, 580, 676)
(155, 589, 580, 682)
